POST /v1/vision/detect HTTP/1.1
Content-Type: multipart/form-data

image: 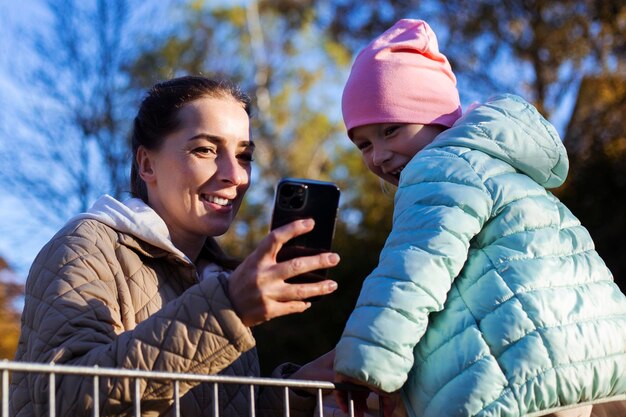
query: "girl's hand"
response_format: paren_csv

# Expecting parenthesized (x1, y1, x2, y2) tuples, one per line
(227, 219, 339, 327)
(286, 349, 336, 396)
(334, 374, 398, 417)
(289, 348, 335, 382)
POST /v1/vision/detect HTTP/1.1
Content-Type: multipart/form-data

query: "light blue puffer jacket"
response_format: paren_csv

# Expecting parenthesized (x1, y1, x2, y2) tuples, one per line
(334, 94, 626, 417)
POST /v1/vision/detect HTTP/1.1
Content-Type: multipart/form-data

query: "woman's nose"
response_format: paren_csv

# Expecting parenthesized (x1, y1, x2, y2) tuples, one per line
(218, 154, 245, 186)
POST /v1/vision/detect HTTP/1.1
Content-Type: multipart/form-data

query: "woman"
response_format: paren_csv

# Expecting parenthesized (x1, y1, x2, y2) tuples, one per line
(10, 75, 340, 417)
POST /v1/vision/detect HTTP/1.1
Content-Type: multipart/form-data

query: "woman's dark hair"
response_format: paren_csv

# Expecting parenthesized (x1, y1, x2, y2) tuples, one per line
(130, 75, 251, 269)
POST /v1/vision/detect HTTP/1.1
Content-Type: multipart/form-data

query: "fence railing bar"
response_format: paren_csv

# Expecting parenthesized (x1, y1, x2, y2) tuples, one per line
(48, 369, 56, 417)
(0, 360, 373, 417)
(348, 390, 354, 417)
(283, 386, 290, 417)
(2, 369, 8, 417)
(174, 379, 180, 417)
(213, 382, 219, 417)
(317, 388, 323, 417)
(93, 372, 99, 417)
(134, 378, 140, 417)
(0, 361, 335, 390)
(249, 384, 256, 417)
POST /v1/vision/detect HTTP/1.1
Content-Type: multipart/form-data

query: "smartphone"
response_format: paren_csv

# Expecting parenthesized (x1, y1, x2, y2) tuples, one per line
(270, 178, 340, 285)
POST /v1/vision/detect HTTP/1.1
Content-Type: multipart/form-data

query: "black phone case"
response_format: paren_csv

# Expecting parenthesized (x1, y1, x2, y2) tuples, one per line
(270, 178, 340, 285)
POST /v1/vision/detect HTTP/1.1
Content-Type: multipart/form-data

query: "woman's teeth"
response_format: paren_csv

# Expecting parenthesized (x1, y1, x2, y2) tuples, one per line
(206, 195, 232, 206)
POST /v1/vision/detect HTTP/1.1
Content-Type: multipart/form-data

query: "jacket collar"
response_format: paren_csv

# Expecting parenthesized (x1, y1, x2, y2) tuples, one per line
(70, 195, 192, 263)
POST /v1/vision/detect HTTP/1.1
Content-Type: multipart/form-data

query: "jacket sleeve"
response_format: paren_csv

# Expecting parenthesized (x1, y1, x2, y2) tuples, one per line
(334, 148, 493, 393)
(16, 222, 255, 416)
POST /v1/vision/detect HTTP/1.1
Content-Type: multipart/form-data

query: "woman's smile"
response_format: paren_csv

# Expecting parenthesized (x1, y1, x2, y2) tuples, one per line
(202, 193, 235, 212)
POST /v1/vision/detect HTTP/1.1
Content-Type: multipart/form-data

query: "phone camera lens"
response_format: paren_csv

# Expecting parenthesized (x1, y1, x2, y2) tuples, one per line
(290, 195, 305, 209)
(278, 183, 307, 210)
(281, 185, 296, 197)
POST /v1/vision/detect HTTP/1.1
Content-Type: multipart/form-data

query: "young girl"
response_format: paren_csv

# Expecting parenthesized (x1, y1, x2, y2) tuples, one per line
(333, 19, 626, 417)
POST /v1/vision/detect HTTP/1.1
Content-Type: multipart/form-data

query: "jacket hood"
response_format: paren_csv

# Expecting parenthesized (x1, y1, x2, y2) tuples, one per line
(70, 195, 191, 262)
(428, 94, 569, 188)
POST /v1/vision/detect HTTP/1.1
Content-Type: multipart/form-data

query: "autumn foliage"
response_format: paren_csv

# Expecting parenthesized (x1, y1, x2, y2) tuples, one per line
(0, 257, 23, 359)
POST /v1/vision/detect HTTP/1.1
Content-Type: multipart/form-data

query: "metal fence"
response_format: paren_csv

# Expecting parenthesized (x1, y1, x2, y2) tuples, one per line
(0, 360, 374, 417)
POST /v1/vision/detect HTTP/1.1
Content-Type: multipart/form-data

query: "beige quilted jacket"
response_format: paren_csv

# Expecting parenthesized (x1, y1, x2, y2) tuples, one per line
(10, 196, 316, 417)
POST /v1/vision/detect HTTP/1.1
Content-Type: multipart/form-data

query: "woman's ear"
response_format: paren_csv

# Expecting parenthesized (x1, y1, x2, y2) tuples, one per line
(136, 146, 156, 185)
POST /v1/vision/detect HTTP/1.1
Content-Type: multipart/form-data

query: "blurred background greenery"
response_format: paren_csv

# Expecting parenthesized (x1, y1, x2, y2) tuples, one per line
(0, 1, 624, 373)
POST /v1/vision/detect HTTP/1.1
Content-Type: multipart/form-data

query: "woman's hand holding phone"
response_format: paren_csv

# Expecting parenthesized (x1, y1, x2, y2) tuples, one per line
(227, 218, 340, 327)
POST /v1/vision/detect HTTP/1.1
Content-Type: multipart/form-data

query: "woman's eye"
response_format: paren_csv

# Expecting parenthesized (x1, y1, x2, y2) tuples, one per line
(238, 152, 255, 162)
(193, 146, 217, 155)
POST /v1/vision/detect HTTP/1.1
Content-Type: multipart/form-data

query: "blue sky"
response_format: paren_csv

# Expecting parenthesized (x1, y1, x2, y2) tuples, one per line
(0, 2, 51, 278)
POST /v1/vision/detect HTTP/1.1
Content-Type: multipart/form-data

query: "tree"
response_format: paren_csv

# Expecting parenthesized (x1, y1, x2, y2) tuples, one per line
(0, 0, 139, 358)
(557, 75, 626, 291)
(0, 257, 23, 359)
(418, 1, 626, 117)
(0, 0, 168, 272)
(0, 0, 137, 218)
(415, 0, 626, 290)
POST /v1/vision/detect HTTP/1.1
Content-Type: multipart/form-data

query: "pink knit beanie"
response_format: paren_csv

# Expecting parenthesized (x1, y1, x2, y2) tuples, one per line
(341, 19, 462, 135)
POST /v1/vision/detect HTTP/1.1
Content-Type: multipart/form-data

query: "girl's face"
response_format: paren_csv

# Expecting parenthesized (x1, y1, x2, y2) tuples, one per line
(137, 96, 253, 257)
(350, 123, 445, 185)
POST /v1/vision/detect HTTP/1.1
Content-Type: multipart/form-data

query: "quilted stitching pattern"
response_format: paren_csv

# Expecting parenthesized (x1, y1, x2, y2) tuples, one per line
(9, 218, 302, 417)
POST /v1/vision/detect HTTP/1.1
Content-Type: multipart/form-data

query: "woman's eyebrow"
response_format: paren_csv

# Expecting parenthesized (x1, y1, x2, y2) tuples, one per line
(186, 133, 224, 143)
(187, 133, 254, 149)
